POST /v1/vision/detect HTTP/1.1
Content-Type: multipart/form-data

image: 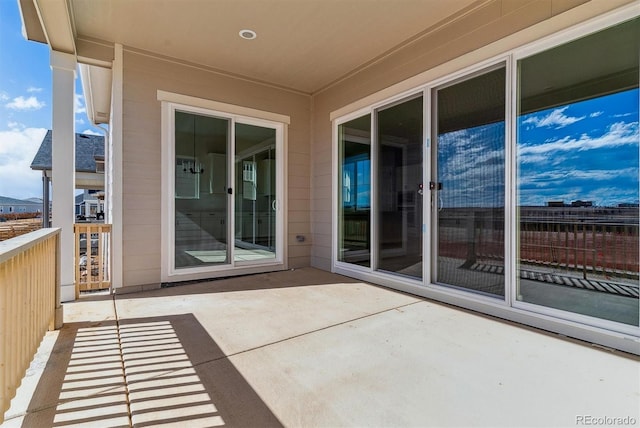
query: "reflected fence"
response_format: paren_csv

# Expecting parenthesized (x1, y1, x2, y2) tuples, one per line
(439, 207, 639, 282)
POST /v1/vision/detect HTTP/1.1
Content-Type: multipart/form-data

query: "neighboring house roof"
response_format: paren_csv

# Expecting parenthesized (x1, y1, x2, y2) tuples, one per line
(75, 194, 84, 205)
(30, 131, 105, 173)
(0, 196, 41, 206)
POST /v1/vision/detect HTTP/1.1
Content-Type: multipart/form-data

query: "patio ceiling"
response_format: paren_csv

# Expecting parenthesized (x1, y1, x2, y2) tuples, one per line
(25, 0, 482, 94)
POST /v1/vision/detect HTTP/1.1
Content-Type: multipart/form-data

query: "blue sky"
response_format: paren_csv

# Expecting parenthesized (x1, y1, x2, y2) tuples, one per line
(518, 88, 639, 207)
(0, 0, 99, 200)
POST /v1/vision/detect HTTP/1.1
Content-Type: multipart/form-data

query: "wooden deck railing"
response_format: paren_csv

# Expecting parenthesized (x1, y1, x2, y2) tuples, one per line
(74, 223, 111, 296)
(0, 228, 61, 423)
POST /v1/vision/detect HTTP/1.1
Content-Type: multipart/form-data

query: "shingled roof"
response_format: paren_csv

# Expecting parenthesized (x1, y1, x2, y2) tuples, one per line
(30, 130, 105, 173)
(0, 196, 41, 206)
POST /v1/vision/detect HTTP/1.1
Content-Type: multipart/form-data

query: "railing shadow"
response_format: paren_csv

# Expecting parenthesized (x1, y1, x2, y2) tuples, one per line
(21, 314, 283, 427)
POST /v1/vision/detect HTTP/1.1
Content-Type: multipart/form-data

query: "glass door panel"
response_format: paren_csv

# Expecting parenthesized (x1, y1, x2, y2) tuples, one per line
(376, 95, 423, 278)
(338, 114, 371, 267)
(174, 111, 229, 268)
(516, 19, 639, 325)
(433, 67, 506, 297)
(234, 123, 277, 262)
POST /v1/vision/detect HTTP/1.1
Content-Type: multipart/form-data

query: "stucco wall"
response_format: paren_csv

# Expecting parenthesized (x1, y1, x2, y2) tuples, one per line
(309, 0, 635, 271)
(121, 51, 311, 287)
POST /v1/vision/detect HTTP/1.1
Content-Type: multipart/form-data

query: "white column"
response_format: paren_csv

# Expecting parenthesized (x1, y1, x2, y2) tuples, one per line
(110, 44, 123, 290)
(50, 50, 77, 302)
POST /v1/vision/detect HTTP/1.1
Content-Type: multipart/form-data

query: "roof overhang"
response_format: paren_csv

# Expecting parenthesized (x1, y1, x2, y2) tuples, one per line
(20, 0, 113, 125)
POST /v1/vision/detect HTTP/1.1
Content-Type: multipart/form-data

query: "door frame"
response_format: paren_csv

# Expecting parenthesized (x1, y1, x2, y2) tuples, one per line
(159, 91, 289, 283)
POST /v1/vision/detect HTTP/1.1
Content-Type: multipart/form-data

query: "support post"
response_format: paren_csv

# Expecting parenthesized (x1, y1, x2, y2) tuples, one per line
(50, 50, 77, 302)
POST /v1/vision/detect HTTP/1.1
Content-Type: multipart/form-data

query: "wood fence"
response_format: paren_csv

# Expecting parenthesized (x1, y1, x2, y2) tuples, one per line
(74, 223, 112, 296)
(0, 219, 41, 242)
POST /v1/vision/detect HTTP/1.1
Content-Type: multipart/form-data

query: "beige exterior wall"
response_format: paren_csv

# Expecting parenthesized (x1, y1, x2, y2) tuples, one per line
(309, 0, 635, 270)
(121, 50, 311, 287)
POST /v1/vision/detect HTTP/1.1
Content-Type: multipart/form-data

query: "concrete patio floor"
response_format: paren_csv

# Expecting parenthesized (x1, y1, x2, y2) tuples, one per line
(3, 267, 639, 427)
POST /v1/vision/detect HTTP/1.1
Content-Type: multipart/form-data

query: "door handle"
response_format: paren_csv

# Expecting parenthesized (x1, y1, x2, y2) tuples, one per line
(227, 188, 233, 195)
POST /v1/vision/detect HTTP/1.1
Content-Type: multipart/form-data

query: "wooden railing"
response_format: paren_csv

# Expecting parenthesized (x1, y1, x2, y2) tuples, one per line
(74, 223, 111, 296)
(0, 228, 61, 423)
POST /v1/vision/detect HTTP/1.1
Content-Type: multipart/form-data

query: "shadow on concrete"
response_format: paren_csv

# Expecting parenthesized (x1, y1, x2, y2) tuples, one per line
(115, 267, 364, 300)
(21, 314, 283, 427)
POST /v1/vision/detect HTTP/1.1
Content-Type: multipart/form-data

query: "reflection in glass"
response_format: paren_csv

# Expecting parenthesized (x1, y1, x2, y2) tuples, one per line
(517, 18, 639, 326)
(174, 111, 229, 268)
(435, 67, 505, 297)
(376, 96, 423, 278)
(338, 115, 371, 266)
(235, 123, 277, 262)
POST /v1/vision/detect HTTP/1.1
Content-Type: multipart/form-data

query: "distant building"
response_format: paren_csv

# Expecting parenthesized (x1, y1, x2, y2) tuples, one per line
(30, 131, 105, 226)
(571, 200, 593, 207)
(75, 190, 105, 221)
(0, 196, 42, 216)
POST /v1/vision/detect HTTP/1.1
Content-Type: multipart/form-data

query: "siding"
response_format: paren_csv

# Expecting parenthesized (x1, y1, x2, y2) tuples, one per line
(121, 51, 311, 287)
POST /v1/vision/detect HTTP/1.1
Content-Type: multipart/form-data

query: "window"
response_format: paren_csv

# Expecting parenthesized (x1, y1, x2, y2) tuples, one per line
(338, 114, 371, 267)
(516, 17, 639, 326)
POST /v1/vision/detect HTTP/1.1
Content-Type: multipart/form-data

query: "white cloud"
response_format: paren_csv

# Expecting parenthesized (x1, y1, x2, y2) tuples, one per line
(519, 121, 639, 160)
(7, 121, 25, 131)
(522, 106, 585, 129)
(0, 127, 47, 199)
(0, 92, 8, 102)
(5, 95, 46, 111)
(81, 128, 102, 136)
(27, 86, 43, 93)
(74, 93, 86, 115)
(76, 118, 85, 125)
(589, 111, 603, 118)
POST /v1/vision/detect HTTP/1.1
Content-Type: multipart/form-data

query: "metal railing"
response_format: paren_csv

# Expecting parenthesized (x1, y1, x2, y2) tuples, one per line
(74, 223, 112, 296)
(0, 228, 61, 423)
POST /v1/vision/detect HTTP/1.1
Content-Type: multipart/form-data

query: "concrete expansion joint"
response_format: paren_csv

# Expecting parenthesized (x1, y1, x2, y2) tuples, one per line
(219, 300, 422, 361)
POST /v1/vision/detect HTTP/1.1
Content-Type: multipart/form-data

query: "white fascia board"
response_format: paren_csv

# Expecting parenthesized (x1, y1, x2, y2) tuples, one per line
(33, 0, 75, 54)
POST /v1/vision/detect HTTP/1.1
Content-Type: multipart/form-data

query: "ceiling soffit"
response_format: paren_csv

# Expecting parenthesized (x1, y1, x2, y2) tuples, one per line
(69, 0, 482, 94)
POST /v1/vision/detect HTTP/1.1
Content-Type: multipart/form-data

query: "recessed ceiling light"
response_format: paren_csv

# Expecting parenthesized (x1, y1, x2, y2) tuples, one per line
(239, 29, 257, 40)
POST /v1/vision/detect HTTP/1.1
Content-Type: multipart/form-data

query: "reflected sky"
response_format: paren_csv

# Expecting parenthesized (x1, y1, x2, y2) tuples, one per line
(518, 88, 639, 207)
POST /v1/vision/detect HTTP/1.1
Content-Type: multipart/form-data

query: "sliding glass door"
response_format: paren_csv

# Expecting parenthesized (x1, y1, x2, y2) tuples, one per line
(338, 115, 371, 267)
(376, 96, 424, 278)
(234, 122, 277, 263)
(336, 96, 424, 279)
(174, 111, 230, 268)
(432, 66, 506, 297)
(516, 18, 639, 325)
(173, 109, 281, 272)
